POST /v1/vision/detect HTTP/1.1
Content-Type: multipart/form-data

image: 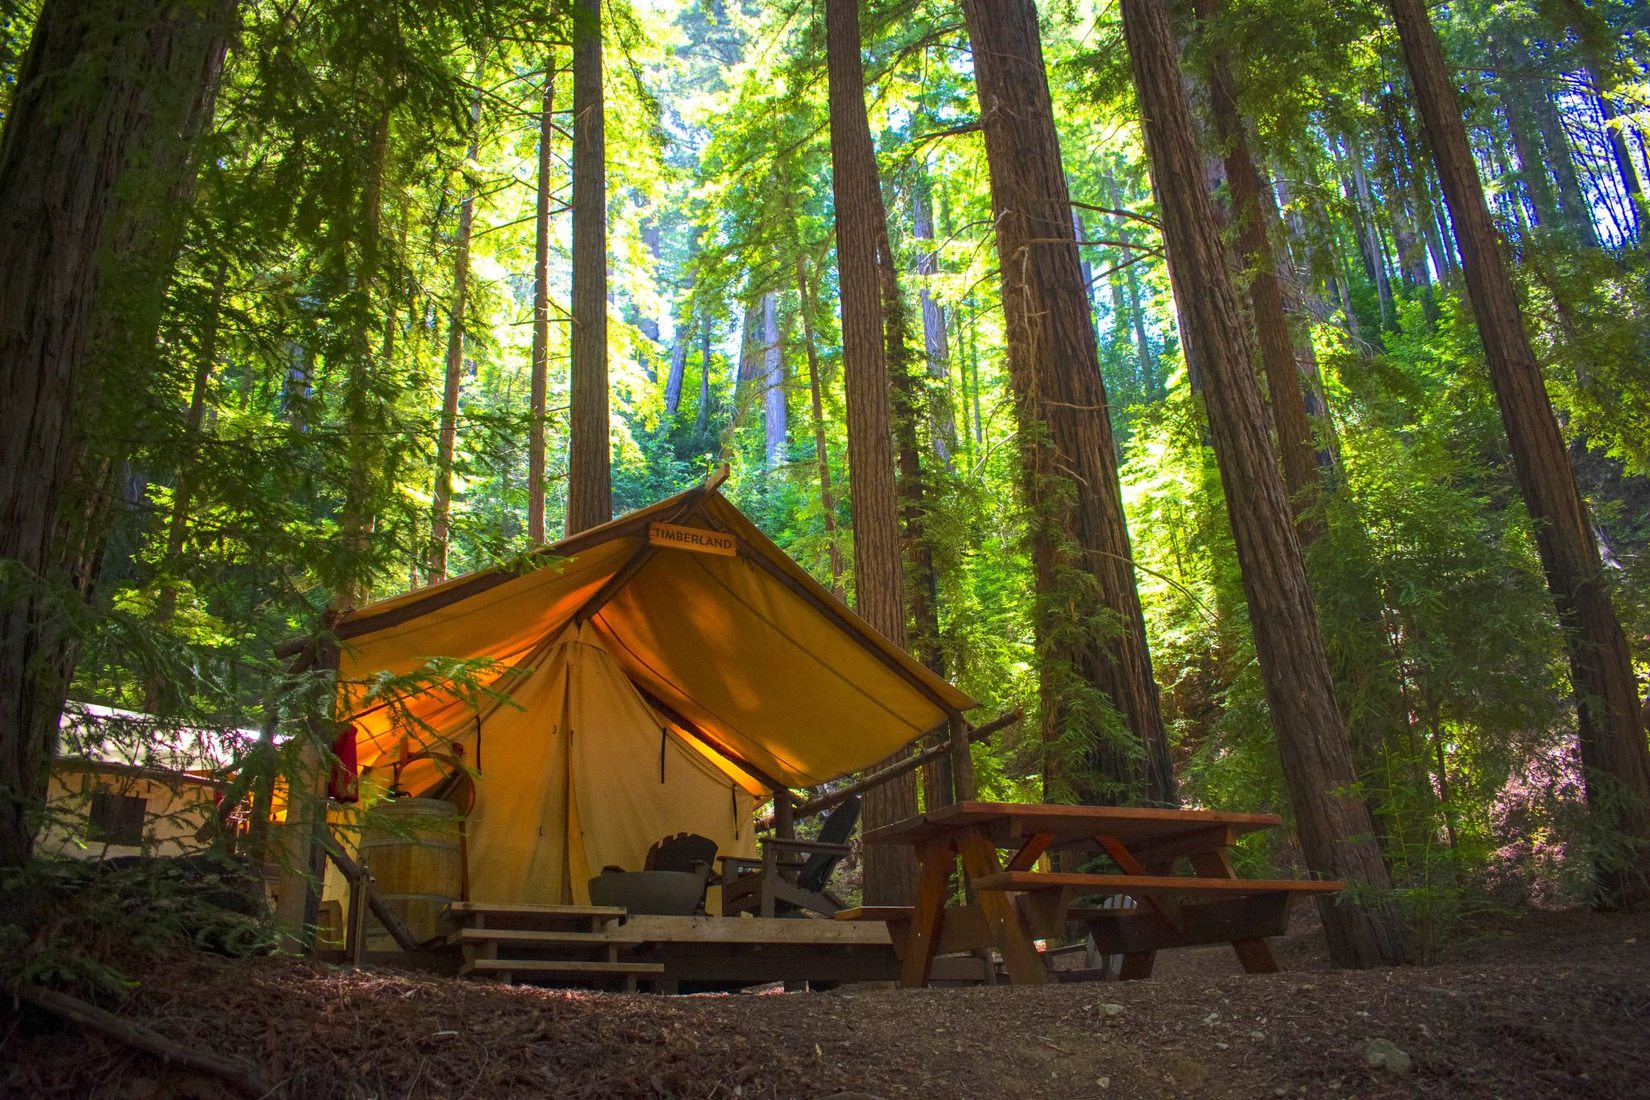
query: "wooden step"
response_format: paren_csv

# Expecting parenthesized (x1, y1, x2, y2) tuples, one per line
(969, 871, 1344, 897)
(444, 902, 627, 920)
(447, 927, 643, 948)
(460, 958, 664, 979)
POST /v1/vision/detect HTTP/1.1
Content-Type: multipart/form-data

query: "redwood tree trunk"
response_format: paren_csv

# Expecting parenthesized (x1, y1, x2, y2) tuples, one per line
(961, 0, 1176, 808)
(824, 0, 915, 905)
(430, 71, 483, 580)
(1195, 0, 1323, 543)
(1120, 0, 1406, 966)
(565, 0, 610, 536)
(1388, 0, 1650, 908)
(528, 64, 554, 545)
(0, 0, 234, 866)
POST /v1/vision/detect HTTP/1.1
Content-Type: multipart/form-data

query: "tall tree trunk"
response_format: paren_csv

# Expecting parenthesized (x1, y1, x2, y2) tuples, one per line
(1121, 0, 1407, 966)
(143, 266, 227, 713)
(430, 68, 483, 580)
(696, 324, 712, 435)
(962, 0, 1176, 809)
(1195, 0, 1324, 543)
(796, 257, 845, 600)
(0, 0, 234, 866)
(1493, 40, 1562, 233)
(565, 0, 610, 536)
(663, 329, 688, 416)
(1388, 0, 1650, 908)
(913, 176, 956, 466)
(824, 0, 915, 905)
(1528, 65, 1600, 247)
(336, 105, 396, 614)
(761, 293, 787, 468)
(1345, 136, 1394, 326)
(1592, 74, 1643, 241)
(528, 64, 555, 546)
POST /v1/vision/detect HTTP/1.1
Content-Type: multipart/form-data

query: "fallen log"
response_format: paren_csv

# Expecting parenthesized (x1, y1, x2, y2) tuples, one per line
(20, 985, 274, 1097)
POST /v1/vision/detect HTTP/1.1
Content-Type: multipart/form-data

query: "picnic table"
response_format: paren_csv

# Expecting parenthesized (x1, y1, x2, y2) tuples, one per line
(837, 801, 1342, 987)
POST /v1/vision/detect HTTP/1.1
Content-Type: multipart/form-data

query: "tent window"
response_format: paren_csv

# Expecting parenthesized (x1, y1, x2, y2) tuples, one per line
(89, 790, 146, 846)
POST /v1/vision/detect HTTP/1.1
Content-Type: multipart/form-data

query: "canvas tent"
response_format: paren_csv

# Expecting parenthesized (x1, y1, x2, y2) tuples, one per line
(295, 478, 978, 908)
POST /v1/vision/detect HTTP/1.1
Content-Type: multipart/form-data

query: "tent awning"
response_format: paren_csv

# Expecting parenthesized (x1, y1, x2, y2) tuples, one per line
(314, 481, 979, 790)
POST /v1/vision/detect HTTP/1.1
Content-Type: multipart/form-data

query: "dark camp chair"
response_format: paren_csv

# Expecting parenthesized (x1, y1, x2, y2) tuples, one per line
(719, 796, 861, 918)
(644, 832, 719, 914)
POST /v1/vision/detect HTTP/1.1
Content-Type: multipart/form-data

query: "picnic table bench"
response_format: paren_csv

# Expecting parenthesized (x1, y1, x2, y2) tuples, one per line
(837, 802, 1341, 987)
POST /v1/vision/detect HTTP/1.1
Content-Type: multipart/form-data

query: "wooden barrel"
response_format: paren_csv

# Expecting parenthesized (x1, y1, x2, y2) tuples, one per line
(358, 798, 461, 951)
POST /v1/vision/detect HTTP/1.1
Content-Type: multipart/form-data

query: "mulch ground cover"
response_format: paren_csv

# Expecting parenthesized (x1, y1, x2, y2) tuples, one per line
(4, 906, 1648, 1099)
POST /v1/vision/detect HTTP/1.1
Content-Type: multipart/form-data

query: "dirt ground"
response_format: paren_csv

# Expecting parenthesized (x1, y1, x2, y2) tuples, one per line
(4, 905, 1648, 1099)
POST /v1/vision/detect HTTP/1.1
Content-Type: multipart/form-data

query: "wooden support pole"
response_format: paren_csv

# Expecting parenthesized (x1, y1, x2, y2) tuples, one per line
(773, 789, 796, 840)
(322, 834, 434, 953)
(786, 709, 1020, 821)
(948, 713, 978, 802)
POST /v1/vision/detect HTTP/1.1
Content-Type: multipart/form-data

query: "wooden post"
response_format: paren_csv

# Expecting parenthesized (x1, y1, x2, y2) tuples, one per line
(346, 861, 371, 967)
(274, 631, 338, 953)
(773, 788, 796, 840)
(948, 714, 977, 802)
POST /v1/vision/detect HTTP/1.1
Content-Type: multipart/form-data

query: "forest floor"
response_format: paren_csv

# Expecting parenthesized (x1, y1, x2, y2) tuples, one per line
(4, 905, 1648, 1100)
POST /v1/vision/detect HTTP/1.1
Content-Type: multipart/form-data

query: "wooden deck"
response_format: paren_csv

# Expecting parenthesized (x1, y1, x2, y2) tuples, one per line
(317, 901, 1007, 989)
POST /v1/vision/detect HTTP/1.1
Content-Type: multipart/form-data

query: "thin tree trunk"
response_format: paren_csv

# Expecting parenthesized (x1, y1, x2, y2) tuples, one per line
(825, 0, 914, 904)
(565, 0, 610, 536)
(1195, 0, 1324, 543)
(144, 266, 227, 712)
(1121, 0, 1407, 966)
(1592, 74, 1643, 241)
(336, 104, 396, 613)
(913, 176, 956, 466)
(1529, 65, 1600, 247)
(430, 67, 483, 581)
(762, 293, 787, 468)
(1494, 41, 1562, 232)
(962, 0, 1176, 808)
(528, 64, 554, 546)
(1388, 0, 1650, 908)
(696, 324, 712, 434)
(663, 330, 688, 416)
(796, 256, 845, 599)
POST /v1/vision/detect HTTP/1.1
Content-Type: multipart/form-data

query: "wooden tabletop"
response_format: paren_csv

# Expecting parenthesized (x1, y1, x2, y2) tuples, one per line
(861, 801, 1283, 850)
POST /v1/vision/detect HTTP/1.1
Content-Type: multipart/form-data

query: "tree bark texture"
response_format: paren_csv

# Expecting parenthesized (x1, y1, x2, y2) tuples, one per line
(1388, 0, 1650, 908)
(825, 0, 915, 905)
(0, 0, 235, 866)
(529, 65, 554, 545)
(1194, 0, 1324, 544)
(430, 72, 483, 581)
(1120, 0, 1407, 966)
(962, 0, 1176, 808)
(566, 0, 610, 536)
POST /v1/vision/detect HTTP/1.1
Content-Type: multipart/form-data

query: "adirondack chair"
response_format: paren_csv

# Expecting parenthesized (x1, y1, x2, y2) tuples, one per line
(720, 796, 861, 918)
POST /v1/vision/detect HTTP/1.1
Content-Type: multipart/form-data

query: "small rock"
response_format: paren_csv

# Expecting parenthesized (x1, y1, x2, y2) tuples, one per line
(1362, 1038, 1413, 1075)
(1203, 1011, 1220, 1024)
(1215, 1042, 1229, 1051)
(1249, 1030, 1266, 1041)
(1274, 1088, 1289, 1097)
(1097, 1002, 1125, 1017)
(1097, 1077, 1110, 1089)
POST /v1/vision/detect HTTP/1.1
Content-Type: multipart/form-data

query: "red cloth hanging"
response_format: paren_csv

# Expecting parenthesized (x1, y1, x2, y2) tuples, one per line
(328, 722, 360, 803)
